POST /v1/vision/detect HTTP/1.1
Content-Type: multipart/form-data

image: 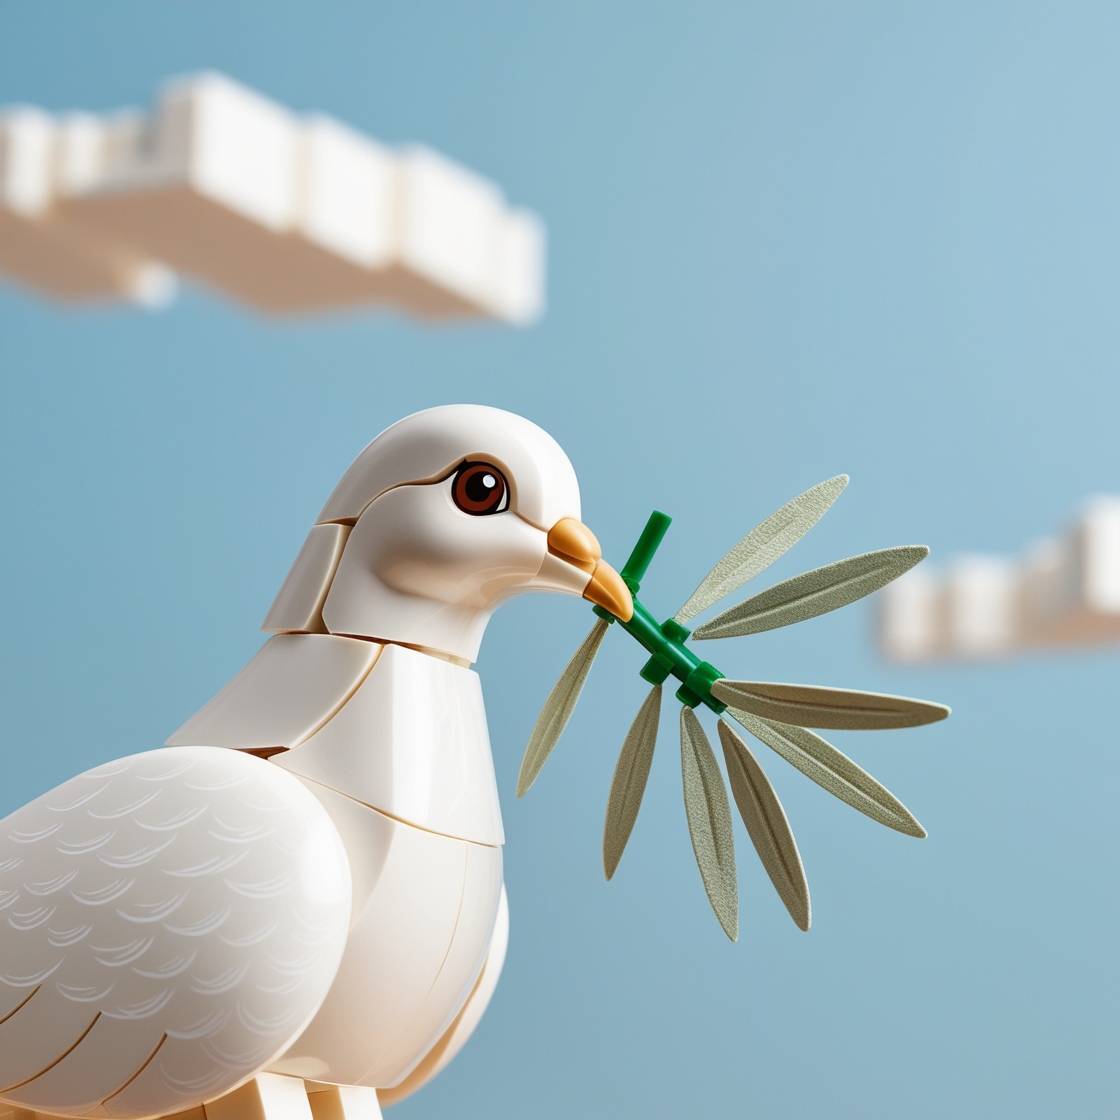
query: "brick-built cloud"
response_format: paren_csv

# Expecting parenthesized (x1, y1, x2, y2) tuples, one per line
(0, 73, 544, 323)
(880, 498, 1120, 663)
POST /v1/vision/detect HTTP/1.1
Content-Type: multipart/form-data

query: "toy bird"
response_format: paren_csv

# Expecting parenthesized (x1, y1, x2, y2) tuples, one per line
(0, 405, 947, 1120)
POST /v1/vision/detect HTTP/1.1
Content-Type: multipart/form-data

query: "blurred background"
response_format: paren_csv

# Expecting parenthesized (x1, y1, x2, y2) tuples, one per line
(1, 4, 1117, 1117)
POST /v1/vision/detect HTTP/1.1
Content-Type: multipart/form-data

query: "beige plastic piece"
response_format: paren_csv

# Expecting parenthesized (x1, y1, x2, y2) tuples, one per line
(306, 1084, 382, 1120)
(166, 633, 381, 750)
(276, 643, 504, 846)
(269, 822, 502, 1090)
(263, 523, 351, 633)
(206, 1075, 312, 1120)
(0, 109, 172, 304)
(377, 884, 509, 1107)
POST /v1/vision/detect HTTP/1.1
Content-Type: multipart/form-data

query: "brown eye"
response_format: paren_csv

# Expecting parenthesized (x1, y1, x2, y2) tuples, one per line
(453, 462, 508, 515)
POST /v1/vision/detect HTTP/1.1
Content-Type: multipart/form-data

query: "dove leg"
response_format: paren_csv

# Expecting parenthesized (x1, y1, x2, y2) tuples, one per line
(204, 1074, 313, 1120)
(306, 1085, 382, 1120)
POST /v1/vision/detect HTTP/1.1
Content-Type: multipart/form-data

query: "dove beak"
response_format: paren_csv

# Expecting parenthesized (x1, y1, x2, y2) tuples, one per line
(547, 518, 634, 622)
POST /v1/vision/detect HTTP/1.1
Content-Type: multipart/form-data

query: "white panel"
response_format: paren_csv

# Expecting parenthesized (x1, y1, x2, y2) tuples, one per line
(1080, 496, 1120, 613)
(398, 146, 503, 310)
(161, 74, 300, 231)
(307, 1084, 381, 1120)
(300, 116, 397, 268)
(878, 568, 940, 663)
(206, 1075, 313, 1120)
(276, 643, 504, 846)
(263, 523, 352, 634)
(376, 842, 503, 1088)
(0, 108, 54, 214)
(945, 556, 1018, 658)
(378, 885, 509, 1106)
(492, 208, 545, 324)
(289, 777, 395, 920)
(269, 823, 468, 1086)
(166, 633, 381, 750)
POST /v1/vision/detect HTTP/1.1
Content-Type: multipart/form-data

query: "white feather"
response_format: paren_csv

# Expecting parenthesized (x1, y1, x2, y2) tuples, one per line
(0, 747, 351, 1119)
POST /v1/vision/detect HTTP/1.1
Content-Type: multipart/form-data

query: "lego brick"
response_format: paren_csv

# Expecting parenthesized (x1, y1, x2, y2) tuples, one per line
(205, 1076, 313, 1120)
(262, 522, 351, 634)
(376, 886, 509, 1107)
(165, 632, 381, 750)
(0, 109, 171, 304)
(276, 643, 504, 847)
(268, 822, 483, 1088)
(306, 1085, 381, 1120)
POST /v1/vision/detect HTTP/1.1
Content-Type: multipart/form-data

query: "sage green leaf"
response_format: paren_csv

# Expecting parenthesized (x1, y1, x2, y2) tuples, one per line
(680, 706, 738, 940)
(675, 475, 848, 624)
(718, 719, 810, 931)
(516, 618, 608, 798)
(711, 680, 950, 731)
(603, 686, 662, 880)
(727, 707, 926, 838)
(693, 545, 929, 640)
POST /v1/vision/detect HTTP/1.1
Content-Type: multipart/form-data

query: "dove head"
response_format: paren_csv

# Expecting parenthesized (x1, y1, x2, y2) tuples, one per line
(262, 405, 633, 664)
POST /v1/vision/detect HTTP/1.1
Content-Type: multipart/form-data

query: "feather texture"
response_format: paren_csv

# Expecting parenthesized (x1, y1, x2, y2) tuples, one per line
(0, 748, 350, 1119)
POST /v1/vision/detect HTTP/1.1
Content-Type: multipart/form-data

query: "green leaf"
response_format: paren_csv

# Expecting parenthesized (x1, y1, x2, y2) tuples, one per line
(718, 719, 810, 931)
(680, 706, 738, 940)
(516, 618, 608, 798)
(603, 686, 662, 880)
(727, 708, 927, 838)
(711, 680, 950, 730)
(675, 475, 848, 624)
(693, 545, 929, 640)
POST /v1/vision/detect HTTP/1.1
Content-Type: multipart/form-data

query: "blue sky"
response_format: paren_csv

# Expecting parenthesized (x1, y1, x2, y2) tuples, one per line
(1, 4, 1118, 1117)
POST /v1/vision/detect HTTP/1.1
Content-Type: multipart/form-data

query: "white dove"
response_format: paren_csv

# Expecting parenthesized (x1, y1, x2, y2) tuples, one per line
(0, 406, 633, 1120)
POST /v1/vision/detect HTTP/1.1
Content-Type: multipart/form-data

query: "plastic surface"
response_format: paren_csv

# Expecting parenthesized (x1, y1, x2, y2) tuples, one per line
(207, 1076, 313, 1120)
(10, 73, 543, 321)
(269, 819, 502, 1090)
(0, 109, 164, 303)
(315, 405, 580, 530)
(166, 634, 381, 751)
(376, 885, 509, 1107)
(307, 1083, 382, 1120)
(277, 643, 504, 847)
(0, 748, 351, 1119)
(263, 524, 351, 634)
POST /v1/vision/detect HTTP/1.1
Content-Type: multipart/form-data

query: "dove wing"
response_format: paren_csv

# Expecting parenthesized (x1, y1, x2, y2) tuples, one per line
(0, 747, 351, 1120)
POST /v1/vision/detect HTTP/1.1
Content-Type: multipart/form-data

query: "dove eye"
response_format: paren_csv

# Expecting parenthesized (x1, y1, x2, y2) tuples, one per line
(453, 462, 509, 515)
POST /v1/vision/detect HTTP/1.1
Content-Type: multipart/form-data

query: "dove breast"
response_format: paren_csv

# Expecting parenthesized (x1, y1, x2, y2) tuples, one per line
(0, 747, 351, 1120)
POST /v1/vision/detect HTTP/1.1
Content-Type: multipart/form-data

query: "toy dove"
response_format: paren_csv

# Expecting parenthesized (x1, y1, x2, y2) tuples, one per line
(0, 405, 633, 1120)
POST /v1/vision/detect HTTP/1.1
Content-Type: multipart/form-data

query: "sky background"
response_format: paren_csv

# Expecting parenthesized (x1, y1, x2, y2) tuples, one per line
(1, 3, 1118, 1118)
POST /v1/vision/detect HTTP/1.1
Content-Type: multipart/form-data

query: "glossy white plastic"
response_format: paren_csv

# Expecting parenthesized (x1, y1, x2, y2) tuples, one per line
(0, 108, 167, 303)
(262, 523, 352, 634)
(0, 748, 351, 1119)
(166, 633, 381, 751)
(207, 1075, 313, 1120)
(268, 820, 502, 1090)
(378, 886, 509, 1107)
(315, 404, 581, 529)
(306, 1084, 382, 1120)
(322, 480, 589, 663)
(276, 643, 503, 846)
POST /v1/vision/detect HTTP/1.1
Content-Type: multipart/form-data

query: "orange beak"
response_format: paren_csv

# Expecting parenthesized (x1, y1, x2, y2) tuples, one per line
(547, 518, 634, 622)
